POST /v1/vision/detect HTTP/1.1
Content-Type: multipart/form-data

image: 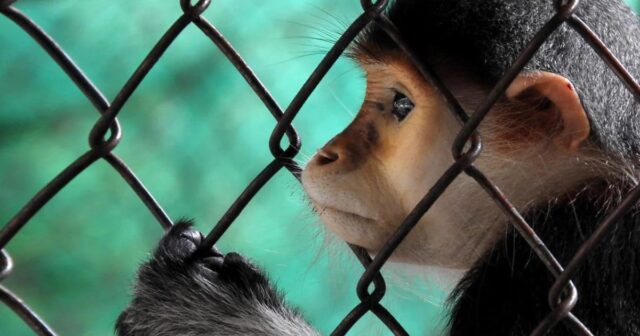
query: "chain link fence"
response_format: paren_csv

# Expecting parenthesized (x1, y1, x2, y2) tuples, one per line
(1, 0, 640, 335)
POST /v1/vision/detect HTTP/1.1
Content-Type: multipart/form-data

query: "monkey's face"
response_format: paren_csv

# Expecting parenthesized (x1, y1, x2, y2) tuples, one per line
(302, 54, 592, 268)
(302, 56, 467, 266)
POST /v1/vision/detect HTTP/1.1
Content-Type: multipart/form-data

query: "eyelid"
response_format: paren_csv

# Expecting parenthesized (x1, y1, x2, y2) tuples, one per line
(364, 100, 385, 112)
(392, 86, 414, 102)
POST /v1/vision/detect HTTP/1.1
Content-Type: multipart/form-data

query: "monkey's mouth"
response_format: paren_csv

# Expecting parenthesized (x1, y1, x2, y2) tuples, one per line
(306, 196, 375, 223)
(317, 206, 375, 223)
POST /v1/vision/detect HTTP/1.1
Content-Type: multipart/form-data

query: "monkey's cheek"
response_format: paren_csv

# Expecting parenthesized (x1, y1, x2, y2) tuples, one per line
(317, 208, 384, 250)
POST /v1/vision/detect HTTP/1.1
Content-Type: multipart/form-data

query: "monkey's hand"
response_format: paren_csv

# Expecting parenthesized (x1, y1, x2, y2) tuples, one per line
(116, 221, 318, 336)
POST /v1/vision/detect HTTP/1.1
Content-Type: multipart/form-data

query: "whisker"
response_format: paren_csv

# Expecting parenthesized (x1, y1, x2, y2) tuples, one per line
(328, 86, 356, 118)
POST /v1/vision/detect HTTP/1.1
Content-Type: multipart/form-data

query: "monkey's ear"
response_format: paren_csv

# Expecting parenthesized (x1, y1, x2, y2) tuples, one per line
(505, 71, 590, 152)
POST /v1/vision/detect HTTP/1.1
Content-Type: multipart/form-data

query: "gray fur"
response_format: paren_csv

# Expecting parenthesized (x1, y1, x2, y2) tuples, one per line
(116, 221, 318, 336)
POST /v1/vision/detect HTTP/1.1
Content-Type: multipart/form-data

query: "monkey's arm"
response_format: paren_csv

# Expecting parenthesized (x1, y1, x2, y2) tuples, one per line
(116, 221, 318, 336)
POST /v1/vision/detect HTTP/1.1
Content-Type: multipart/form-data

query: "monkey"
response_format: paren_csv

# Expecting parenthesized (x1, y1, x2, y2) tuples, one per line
(116, 0, 640, 335)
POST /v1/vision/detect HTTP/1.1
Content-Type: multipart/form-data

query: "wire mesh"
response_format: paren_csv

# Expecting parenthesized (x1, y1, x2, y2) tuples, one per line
(1, 0, 639, 335)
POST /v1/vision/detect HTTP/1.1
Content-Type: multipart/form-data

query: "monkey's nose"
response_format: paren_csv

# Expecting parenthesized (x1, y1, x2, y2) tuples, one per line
(315, 149, 339, 166)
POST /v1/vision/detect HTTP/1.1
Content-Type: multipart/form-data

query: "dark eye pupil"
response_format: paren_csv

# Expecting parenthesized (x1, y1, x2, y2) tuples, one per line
(392, 92, 414, 121)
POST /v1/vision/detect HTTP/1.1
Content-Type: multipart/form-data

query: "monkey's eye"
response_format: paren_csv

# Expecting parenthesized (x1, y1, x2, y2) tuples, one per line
(392, 91, 414, 121)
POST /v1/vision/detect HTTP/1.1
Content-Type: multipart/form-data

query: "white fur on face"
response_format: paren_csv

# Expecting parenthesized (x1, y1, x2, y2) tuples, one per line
(302, 55, 603, 269)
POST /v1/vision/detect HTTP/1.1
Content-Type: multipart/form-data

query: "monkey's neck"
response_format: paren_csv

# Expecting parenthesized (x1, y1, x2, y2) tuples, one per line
(447, 180, 640, 336)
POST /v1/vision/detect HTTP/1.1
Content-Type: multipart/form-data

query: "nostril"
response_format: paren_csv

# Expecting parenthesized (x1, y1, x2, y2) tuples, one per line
(316, 149, 339, 166)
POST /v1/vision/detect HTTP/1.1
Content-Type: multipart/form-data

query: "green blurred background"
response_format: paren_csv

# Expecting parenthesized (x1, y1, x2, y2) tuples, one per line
(0, 1, 638, 335)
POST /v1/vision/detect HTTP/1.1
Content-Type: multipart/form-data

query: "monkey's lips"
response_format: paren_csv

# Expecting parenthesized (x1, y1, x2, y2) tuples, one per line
(307, 196, 375, 222)
(309, 199, 387, 249)
(315, 205, 375, 223)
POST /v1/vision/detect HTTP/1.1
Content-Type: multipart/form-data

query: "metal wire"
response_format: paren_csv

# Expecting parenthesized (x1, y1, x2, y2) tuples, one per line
(1, 0, 639, 335)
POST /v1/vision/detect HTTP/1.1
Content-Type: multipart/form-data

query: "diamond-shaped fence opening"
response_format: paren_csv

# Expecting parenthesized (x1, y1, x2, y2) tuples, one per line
(1, 0, 640, 335)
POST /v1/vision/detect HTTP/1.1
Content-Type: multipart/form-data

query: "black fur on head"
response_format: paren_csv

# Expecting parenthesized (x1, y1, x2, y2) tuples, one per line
(355, 0, 640, 159)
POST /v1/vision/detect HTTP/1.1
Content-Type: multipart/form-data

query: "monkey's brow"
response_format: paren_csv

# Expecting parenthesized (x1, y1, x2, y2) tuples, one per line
(364, 100, 385, 111)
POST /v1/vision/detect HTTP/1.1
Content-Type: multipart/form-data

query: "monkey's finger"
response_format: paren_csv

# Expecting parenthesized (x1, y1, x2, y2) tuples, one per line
(221, 253, 267, 283)
(154, 220, 203, 263)
(201, 255, 224, 270)
(178, 228, 203, 246)
(210, 245, 223, 257)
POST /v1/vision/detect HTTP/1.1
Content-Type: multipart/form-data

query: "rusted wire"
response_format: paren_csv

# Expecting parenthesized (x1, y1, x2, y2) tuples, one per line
(1, 0, 639, 335)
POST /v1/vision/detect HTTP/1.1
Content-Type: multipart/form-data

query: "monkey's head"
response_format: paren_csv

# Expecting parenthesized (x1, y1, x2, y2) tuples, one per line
(302, 0, 640, 268)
